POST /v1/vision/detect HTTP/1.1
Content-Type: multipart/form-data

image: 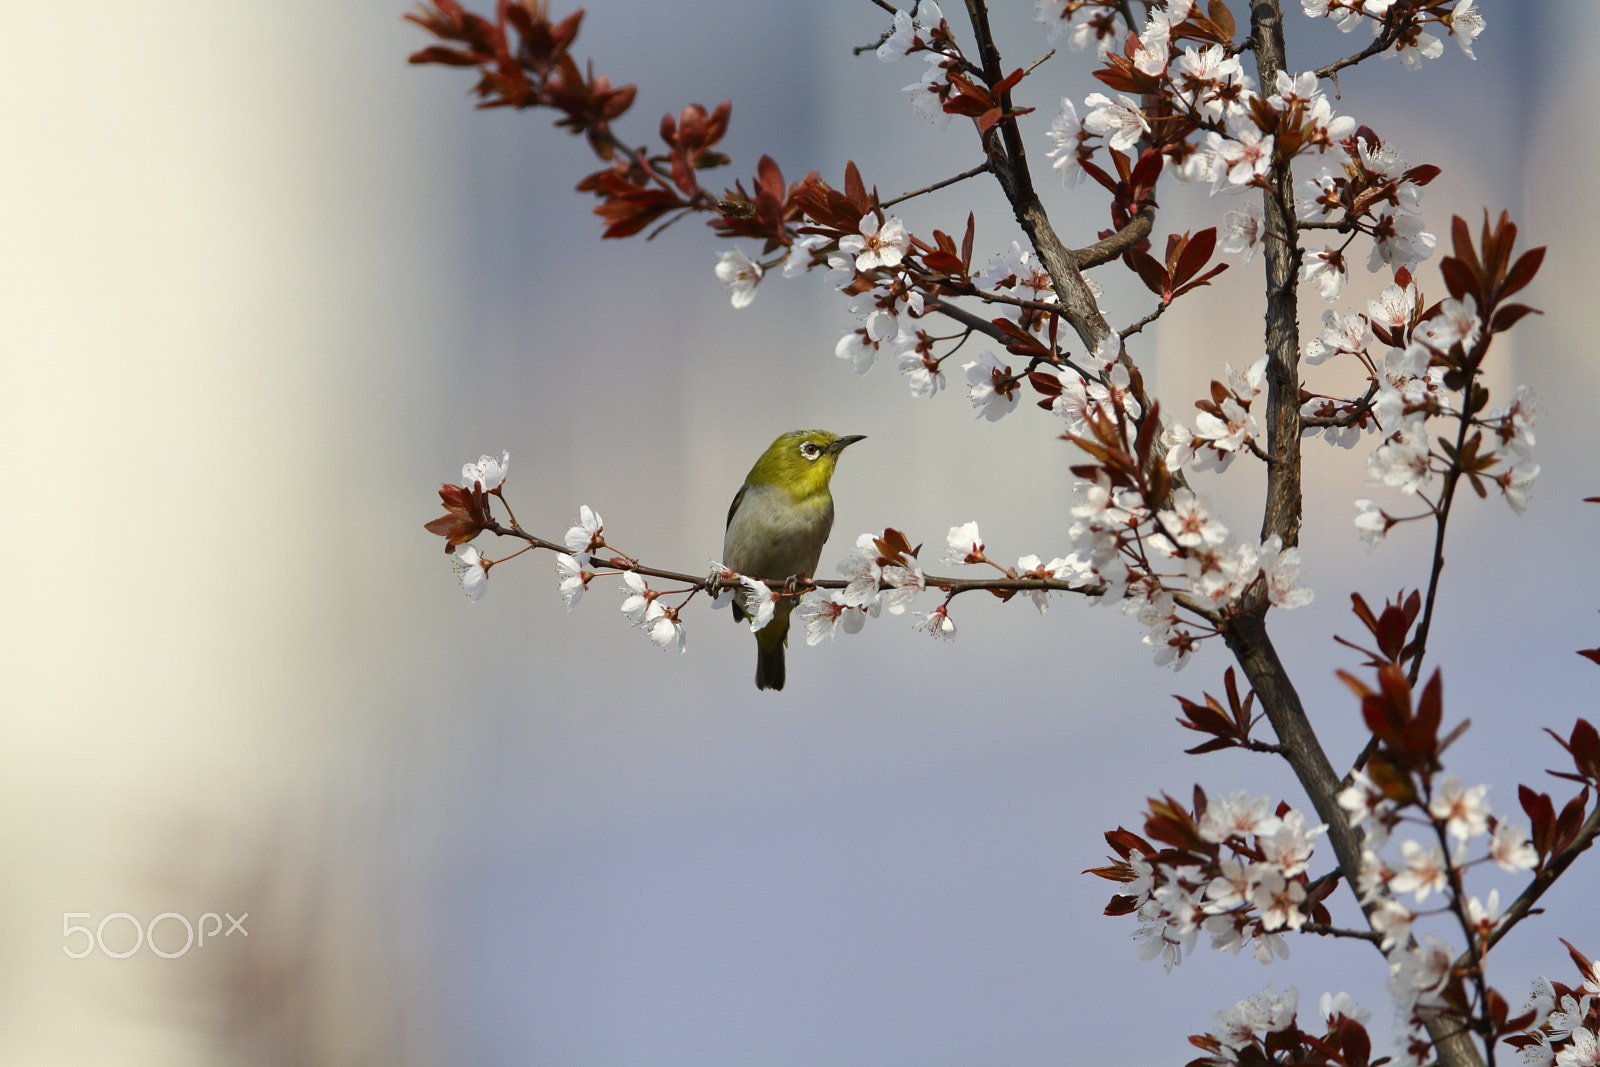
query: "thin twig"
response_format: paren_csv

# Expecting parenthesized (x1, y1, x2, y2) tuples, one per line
(1406, 353, 1486, 686)
(1119, 301, 1169, 339)
(645, 205, 696, 241)
(881, 162, 993, 209)
(1301, 382, 1380, 428)
(853, 26, 897, 57)
(1313, 16, 1404, 82)
(1301, 923, 1383, 944)
(1022, 48, 1056, 77)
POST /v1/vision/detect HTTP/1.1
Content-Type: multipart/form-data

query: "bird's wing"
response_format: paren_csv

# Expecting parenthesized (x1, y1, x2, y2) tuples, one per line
(725, 484, 747, 532)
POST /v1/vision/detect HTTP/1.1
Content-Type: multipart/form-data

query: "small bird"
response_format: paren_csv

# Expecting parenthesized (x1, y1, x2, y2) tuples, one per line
(722, 429, 866, 691)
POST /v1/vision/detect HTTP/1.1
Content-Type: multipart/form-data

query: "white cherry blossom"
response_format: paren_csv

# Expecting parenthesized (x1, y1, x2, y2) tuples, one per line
(839, 213, 910, 271)
(738, 575, 779, 633)
(1083, 92, 1149, 152)
(1260, 534, 1314, 609)
(1490, 820, 1538, 871)
(1044, 98, 1086, 185)
(714, 248, 762, 308)
(564, 505, 604, 560)
(451, 545, 488, 601)
(943, 521, 985, 564)
(462, 450, 510, 491)
(555, 553, 590, 609)
(962, 350, 1019, 421)
(640, 600, 686, 653)
(1427, 775, 1490, 841)
(798, 590, 867, 644)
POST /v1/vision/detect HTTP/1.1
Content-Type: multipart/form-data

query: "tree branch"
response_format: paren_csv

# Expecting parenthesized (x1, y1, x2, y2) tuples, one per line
(483, 520, 1106, 598)
(1301, 383, 1379, 427)
(1242, 8, 1480, 1064)
(1475, 802, 1600, 960)
(1249, 0, 1304, 551)
(1074, 205, 1156, 270)
(1301, 923, 1383, 944)
(1313, 15, 1405, 83)
(881, 162, 993, 209)
(961, 0, 1113, 359)
(1120, 301, 1170, 340)
(922, 297, 1034, 348)
(1222, 611, 1364, 883)
(1405, 362, 1486, 685)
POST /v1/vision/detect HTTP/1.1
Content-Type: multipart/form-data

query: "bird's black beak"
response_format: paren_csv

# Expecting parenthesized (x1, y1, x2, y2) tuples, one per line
(827, 434, 867, 455)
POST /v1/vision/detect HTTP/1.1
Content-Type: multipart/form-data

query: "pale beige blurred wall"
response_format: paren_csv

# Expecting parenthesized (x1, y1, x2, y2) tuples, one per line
(0, 6, 468, 1063)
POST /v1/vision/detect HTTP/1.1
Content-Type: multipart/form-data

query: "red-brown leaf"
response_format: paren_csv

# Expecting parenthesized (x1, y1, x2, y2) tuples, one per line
(1499, 246, 1546, 300)
(1490, 303, 1540, 333)
(1207, 0, 1236, 40)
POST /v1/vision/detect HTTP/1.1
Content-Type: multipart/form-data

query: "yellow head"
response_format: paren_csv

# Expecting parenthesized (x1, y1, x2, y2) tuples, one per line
(744, 429, 866, 500)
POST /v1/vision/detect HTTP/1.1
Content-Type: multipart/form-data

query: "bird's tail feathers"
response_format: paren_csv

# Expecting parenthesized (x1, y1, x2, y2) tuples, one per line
(753, 606, 791, 691)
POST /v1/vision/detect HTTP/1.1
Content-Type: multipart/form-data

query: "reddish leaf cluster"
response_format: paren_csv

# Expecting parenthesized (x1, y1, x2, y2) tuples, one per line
(411, 0, 809, 243)
(1436, 427, 1503, 501)
(1434, 212, 1545, 390)
(572, 102, 761, 239)
(1083, 147, 1167, 236)
(1187, 1010, 1374, 1067)
(575, 118, 819, 243)
(1124, 227, 1228, 304)
(943, 66, 1034, 135)
(660, 103, 730, 195)
(1175, 667, 1263, 754)
(867, 528, 922, 570)
(1301, 126, 1441, 225)
(1070, 398, 1170, 508)
(424, 482, 495, 551)
(710, 155, 818, 252)
(792, 161, 879, 243)
(1516, 782, 1592, 875)
(577, 166, 689, 239)
(1545, 719, 1600, 788)
(1336, 593, 1597, 876)
(1335, 591, 1422, 669)
(917, 213, 977, 281)
(407, 1, 633, 156)
(1337, 663, 1455, 793)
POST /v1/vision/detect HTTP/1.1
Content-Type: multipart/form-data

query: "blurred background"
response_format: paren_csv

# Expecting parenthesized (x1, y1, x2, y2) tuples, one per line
(2, 2, 1595, 1064)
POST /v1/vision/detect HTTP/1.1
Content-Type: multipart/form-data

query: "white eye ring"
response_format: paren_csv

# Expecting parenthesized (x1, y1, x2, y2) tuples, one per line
(799, 442, 822, 461)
